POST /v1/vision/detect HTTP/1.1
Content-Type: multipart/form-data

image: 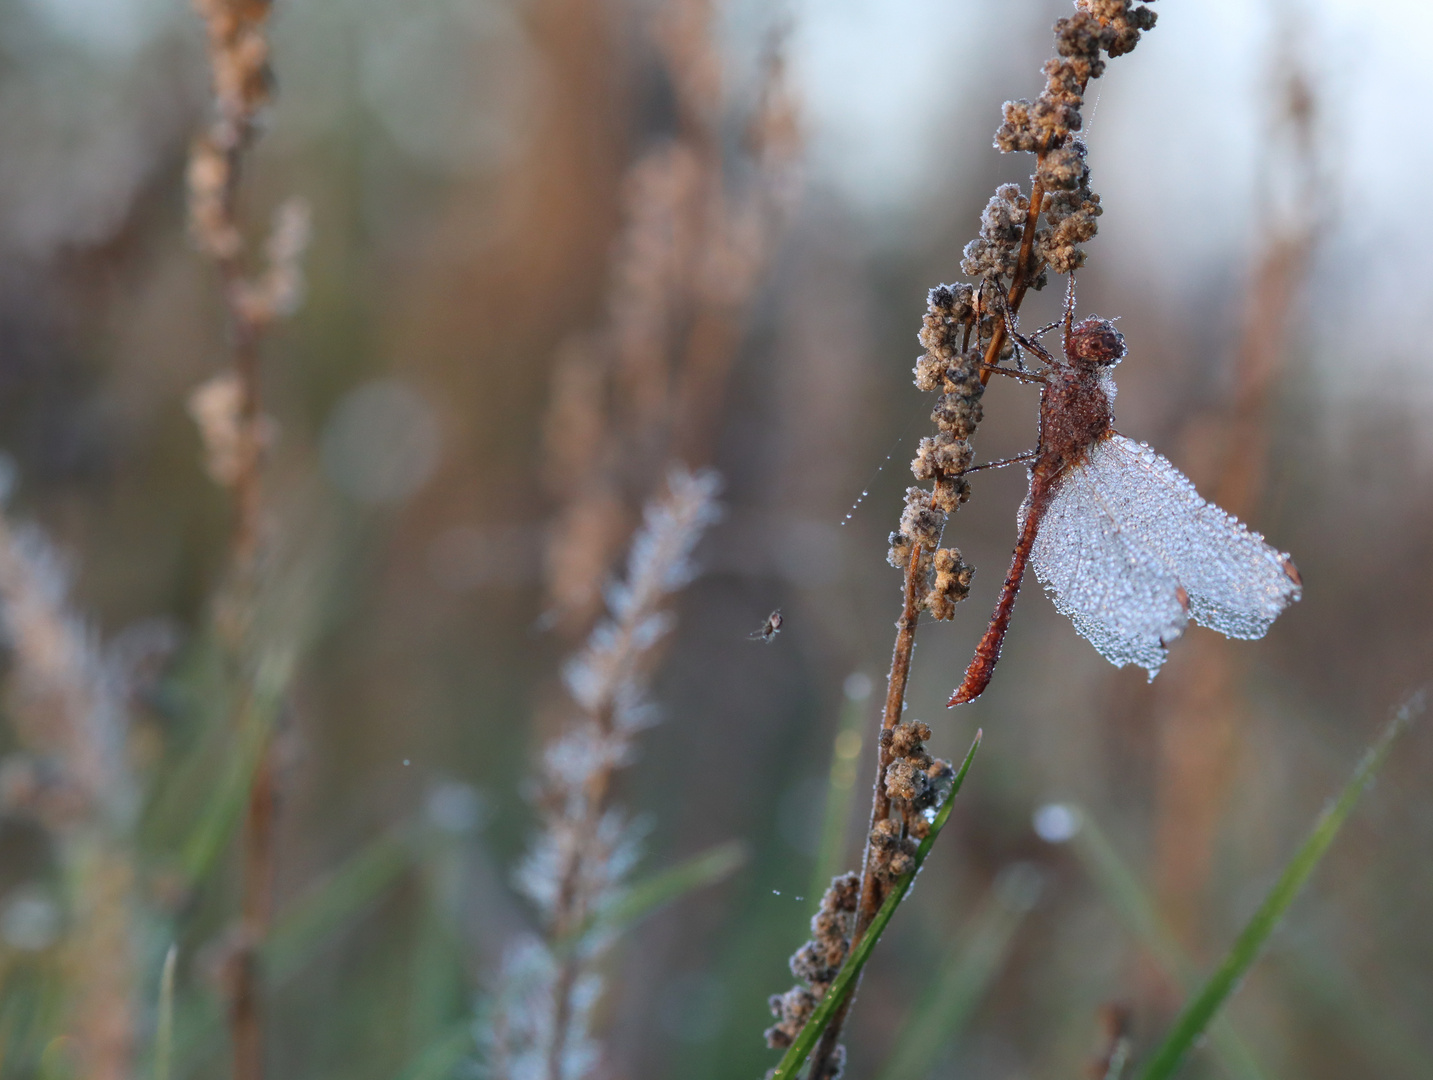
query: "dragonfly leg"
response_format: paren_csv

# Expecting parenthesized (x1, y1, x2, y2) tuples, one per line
(1000, 305, 1057, 369)
(963, 451, 1036, 474)
(1061, 273, 1078, 352)
(981, 364, 1047, 385)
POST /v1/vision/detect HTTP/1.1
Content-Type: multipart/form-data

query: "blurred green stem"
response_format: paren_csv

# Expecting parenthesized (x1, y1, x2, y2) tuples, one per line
(808, 682, 868, 910)
(154, 945, 176, 1080)
(1136, 689, 1425, 1080)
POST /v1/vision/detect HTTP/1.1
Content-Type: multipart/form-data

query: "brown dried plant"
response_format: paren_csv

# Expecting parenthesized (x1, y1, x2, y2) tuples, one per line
(186, 2, 310, 1078)
(541, 0, 799, 632)
(764, 3, 1158, 1075)
(0, 507, 142, 1080)
(485, 467, 722, 1080)
(490, 4, 799, 1076)
(1150, 44, 1327, 953)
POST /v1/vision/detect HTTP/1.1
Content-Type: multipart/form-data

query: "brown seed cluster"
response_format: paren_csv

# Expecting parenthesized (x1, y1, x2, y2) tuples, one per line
(188, 0, 274, 262)
(889, 285, 982, 621)
(868, 817, 916, 885)
(891, 1, 1160, 614)
(881, 722, 954, 842)
(975, 0, 1157, 286)
(786, 7, 1158, 1077)
(961, 184, 1042, 286)
(865, 722, 955, 888)
(765, 873, 859, 1060)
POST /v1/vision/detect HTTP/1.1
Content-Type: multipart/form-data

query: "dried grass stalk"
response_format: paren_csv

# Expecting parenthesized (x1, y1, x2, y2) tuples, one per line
(541, 0, 799, 631)
(0, 510, 141, 1080)
(185, 3, 311, 1078)
(485, 467, 722, 1080)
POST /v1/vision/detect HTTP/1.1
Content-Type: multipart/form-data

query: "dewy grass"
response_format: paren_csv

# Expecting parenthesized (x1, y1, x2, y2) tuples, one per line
(582, 840, 748, 947)
(768, 732, 980, 1080)
(1136, 688, 1426, 1080)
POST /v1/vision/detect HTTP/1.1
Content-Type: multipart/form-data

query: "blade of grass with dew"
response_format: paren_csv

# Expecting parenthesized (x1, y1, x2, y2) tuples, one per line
(140, 639, 238, 842)
(873, 865, 1038, 1080)
(154, 945, 176, 1080)
(406, 833, 468, 1055)
(392, 1020, 474, 1080)
(809, 684, 868, 912)
(1136, 689, 1426, 1080)
(1072, 811, 1268, 1080)
(770, 731, 982, 1080)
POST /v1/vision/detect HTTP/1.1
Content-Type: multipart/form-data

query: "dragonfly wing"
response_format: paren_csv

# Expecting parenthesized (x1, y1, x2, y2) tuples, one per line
(1085, 433, 1301, 639)
(1029, 454, 1190, 677)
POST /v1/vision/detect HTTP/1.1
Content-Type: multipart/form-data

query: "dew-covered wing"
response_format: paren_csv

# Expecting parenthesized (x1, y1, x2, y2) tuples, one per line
(1027, 449, 1190, 676)
(1031, 433, 1301, 677)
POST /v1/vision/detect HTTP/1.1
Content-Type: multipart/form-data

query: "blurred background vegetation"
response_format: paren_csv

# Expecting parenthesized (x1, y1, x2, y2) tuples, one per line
(0, 0, 1429, 1078)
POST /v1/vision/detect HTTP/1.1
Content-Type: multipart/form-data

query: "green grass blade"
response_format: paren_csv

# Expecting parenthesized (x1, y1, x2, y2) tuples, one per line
(589, 839, 748, 941)
(809, 680, 871, 910)
(154, 944, 177, 1080)
(1136, 689, 1426, 1080)
(261, 828, 415, 984)
(770, 730, 983, 1080)
(1072, 813, 1268, 1080)
(168, 827, 419, 1074)
(177, 650, 294, 882)
(1272, 934, 1433, 1077)
(874, 864, 1038, 1080)
(553, 841, 748, 965)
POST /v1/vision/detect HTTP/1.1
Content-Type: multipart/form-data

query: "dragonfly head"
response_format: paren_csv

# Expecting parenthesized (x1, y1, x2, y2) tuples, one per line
(1066, 317, 1126, 369)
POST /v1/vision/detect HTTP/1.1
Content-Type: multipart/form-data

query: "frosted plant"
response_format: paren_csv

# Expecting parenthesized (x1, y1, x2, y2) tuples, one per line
(484, 467, 721, 1080)
(0, 496, 158, 1080)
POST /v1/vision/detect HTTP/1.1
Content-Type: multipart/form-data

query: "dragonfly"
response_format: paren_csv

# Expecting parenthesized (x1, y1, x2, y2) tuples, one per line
(948, 288, 1301, 706)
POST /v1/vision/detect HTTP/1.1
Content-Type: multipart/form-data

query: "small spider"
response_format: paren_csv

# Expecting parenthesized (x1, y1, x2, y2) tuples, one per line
(750, 609, 783, 643)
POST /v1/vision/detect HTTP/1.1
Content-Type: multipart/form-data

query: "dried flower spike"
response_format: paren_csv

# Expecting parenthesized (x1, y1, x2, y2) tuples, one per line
(487, 468, 722, 1080)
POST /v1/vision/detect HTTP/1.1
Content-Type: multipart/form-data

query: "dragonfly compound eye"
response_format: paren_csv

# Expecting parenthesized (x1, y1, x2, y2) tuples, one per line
(1068, 318, 1126, 366)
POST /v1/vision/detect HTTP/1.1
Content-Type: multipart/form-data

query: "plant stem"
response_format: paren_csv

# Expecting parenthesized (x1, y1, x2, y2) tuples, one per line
(806, 550, 926, 1077)
(192, 36, 278, 1078)
(231, 745, 276, 1080)
(155, 945, 177, 1080)
(979, 165, 1045, 387)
